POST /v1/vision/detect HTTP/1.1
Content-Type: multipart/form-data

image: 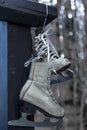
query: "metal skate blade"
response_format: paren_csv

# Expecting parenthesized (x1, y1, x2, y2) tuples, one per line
(8, 113, 63, 127)
(8, 113, 33, 127)
(51, 69, 73, 84)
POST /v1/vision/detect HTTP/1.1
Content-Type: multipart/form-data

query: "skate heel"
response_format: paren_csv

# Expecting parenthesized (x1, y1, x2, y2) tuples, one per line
(20, 101, 37, 115)
(20, 101, 64, 119)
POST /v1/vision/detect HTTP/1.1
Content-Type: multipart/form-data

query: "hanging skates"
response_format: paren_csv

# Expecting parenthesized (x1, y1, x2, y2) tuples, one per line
(8, 30, 73, 127)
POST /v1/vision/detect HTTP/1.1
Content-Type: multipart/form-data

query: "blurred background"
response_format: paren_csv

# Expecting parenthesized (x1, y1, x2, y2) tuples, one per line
(29, 0, 87, 130)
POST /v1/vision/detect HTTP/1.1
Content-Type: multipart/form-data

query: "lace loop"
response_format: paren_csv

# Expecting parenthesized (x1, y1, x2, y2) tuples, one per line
(24, 56, 42, 67)
(34, 31, 59, 62)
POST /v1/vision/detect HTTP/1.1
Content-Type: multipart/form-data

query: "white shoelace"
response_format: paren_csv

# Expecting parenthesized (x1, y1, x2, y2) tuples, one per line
(24, 56, 42, 67)
(24, 30, 59, 67)
(34, 31, 59, 61)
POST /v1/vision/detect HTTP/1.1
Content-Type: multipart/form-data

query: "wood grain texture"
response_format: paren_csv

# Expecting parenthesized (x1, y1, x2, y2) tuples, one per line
(0, 0, 57, 27)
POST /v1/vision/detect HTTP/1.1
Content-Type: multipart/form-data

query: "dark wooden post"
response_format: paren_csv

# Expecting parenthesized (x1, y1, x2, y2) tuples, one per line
(8, 22, 33, 130)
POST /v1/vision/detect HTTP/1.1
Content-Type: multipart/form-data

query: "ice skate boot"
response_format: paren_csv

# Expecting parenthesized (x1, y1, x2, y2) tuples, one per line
(20, 61, 64, 117)
(8, 62, 64, 127)
(24, 30, 72, 84)
(34, 31, 71, 73)
(32, 30, 72, 83)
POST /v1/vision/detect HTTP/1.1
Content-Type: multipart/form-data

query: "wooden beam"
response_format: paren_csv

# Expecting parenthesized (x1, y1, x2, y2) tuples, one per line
(0, 0, 57, 26)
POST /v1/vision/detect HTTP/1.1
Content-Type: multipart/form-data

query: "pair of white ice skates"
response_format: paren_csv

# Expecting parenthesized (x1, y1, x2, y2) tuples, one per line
(20, 30, 71, 121)
(8, 30, 72, 127)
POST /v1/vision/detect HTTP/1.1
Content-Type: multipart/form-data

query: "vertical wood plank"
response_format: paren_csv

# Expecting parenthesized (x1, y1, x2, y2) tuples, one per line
(0, 21, 8, 130)
(8, 23, 34, 130)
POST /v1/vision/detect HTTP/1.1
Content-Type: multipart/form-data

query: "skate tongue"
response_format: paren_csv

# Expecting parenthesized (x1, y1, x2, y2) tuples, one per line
(8, 112, 63, 127)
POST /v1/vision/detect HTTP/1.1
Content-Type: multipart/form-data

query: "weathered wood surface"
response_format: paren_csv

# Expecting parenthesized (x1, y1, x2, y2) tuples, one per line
(0, 0, 57, 27)
(8, 22, 33, 130)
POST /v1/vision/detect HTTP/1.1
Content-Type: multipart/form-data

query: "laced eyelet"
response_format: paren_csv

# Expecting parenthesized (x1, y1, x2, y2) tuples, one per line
(34, 33, 59, 61)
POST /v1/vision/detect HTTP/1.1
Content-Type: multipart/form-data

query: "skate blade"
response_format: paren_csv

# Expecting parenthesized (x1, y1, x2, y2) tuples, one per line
(8, 112, 63, 127)
(51, 68, 73, 84)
